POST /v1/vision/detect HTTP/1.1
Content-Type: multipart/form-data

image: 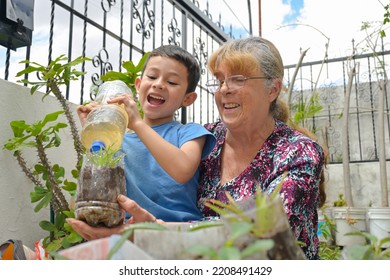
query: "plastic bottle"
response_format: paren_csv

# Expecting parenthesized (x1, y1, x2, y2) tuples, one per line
(76, 80, 130, 227)
(81, 80, 131, 153)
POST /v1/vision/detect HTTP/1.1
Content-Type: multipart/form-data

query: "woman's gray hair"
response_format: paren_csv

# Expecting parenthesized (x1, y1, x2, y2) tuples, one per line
(216, 36, 284, 81)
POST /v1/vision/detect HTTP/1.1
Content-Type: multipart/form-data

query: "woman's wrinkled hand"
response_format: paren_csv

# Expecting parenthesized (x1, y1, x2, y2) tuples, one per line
(67, 195, 161, 241)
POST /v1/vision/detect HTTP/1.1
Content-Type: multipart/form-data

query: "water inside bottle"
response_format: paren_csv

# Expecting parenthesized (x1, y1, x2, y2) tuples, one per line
(81, 121, 124, 152)
(81, 104, 128, 152)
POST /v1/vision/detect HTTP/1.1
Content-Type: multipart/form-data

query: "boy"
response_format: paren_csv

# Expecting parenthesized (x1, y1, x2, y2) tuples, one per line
(76, 45, 216, 222)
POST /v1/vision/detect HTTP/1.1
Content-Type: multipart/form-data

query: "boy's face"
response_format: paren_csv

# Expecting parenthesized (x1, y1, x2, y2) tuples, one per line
(135, 56, 196, 125)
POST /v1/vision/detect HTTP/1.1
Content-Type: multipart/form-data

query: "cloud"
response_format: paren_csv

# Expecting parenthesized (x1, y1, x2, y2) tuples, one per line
(261, 0, 389, 65)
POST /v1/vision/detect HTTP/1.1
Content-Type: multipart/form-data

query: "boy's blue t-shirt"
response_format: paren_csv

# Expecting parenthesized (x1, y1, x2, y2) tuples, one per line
(121, 121, 216, 222)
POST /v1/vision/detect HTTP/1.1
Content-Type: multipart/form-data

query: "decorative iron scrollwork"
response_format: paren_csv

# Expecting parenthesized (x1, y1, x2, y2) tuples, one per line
(101, 0, 116, 13)
(203, 2, 212, 21)
(194, 37, 208, 75)
(168, 18, 181, 46)
(91, 49, 113, 89)
(215, 13, 225, 32)
(133, 0, 155, 40)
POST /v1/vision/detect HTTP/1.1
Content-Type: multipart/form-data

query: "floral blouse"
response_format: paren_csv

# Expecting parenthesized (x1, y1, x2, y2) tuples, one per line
(198, 120, 325, 260)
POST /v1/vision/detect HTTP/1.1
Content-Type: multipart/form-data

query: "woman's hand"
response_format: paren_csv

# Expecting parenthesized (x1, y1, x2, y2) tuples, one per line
(67, 195, 161, 241)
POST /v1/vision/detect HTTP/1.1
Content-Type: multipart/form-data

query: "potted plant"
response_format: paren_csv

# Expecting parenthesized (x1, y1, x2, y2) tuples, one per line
(2, 52, 149, 257)
(75, 148, 126, 228)
(3, 55, 89, 254)
(108, 175, 306, 260)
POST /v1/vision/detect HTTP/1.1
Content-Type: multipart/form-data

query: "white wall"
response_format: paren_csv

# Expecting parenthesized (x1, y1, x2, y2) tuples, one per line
(325, 162, 390, 207)
(0, 79, 80, 249)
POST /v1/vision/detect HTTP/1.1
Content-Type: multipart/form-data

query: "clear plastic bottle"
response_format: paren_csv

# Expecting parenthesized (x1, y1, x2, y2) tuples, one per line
(81, 80, 131, 153)
(76, 80, 130, 227)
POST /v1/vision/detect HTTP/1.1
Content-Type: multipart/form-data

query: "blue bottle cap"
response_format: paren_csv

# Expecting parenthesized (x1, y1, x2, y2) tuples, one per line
(90, 141, 106, 153)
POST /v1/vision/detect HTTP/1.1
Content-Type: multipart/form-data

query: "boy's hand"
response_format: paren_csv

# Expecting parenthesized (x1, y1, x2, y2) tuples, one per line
(76, 102, 100, 126)
(107, 94, 142, 130)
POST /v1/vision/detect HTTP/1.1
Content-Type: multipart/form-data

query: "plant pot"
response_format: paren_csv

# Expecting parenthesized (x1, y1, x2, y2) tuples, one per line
(75, 156, 126, 227)
(366, 207, 390, 248)
(333, 207, 367, 246)
(133, 224, 228, 259)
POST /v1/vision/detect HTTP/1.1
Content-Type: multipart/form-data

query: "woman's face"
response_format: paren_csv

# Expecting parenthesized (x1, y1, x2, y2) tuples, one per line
(213, 61, 279, 129)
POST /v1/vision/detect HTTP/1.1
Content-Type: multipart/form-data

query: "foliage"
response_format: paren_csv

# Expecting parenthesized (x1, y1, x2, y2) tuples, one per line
(184, 178, 286, 260)
(381, 4, 390, 37)
(2, 55, 90, 254)
(290, 92, 323, 130)
(318, 212, 341, 260)
(333, 193, 347, 207)
(100, 52, 150, 117)
(86, 147, 126, 168)
(342, 231, 390, 260)
(3, 52, 151, 255)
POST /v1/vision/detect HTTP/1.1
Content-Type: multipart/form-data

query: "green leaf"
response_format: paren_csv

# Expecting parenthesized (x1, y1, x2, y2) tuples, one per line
(33, 192, 52, 212)
(55, 213, 66, 229)
(42, 111, 64, 125)
(62, 180, 77, 192)
(101, 72, 132, 85)
(218, 246, 241, 260)
(45, 239, 63, 253)
(229, 222, 253, 241)
(30, 186, 48, 203)
(63, 211, 75, 218)
(122, 60, 136, 72)
(66, 231, 84, 244)
(9, 120, 29, 137)
(40, 220, 57, 232)
(240, 239, 274, 258)
(16, 65, 45, 77)
(134, 52, 151, 72)
(187, 221, 224, 232)
(343, 244, 372, 260)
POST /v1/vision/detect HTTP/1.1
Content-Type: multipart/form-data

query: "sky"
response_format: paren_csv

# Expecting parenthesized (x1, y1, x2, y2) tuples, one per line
(223, 0, 389, 65)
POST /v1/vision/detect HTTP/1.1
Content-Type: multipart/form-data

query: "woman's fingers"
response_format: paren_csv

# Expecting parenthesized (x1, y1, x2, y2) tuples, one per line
(66, 218, 121, 241)
(117, 195, 156, 223)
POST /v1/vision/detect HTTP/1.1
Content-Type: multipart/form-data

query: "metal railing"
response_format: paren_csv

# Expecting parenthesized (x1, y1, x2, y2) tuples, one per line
(1, 0, 250, 124)
(284, 39, 390, 163)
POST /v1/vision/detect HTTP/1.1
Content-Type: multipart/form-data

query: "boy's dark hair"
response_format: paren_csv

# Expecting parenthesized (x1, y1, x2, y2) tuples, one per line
(142, 45, 200, 93)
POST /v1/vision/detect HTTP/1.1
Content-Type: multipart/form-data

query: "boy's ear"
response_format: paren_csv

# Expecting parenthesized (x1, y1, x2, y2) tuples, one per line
(181, 91, 197, 107)
(135, 76, 141, 91)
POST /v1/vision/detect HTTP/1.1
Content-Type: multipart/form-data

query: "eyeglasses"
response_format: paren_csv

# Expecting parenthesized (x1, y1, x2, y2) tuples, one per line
(205, 75, 271, 93)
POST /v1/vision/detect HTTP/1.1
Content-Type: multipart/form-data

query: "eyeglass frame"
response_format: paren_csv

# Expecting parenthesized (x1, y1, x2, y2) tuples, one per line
(205, 75, 272, 93)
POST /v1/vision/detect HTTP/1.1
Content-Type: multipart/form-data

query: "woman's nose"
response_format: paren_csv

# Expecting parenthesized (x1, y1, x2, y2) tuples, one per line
(218, 82, 231, 94)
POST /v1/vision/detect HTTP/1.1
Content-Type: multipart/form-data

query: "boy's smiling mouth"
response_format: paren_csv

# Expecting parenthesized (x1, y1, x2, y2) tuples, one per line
(147, 94, 165, 105)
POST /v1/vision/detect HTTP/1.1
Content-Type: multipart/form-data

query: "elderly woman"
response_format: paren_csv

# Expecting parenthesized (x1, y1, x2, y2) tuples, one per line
(68, 36, 325, 260)
(198, 36, 325, 259)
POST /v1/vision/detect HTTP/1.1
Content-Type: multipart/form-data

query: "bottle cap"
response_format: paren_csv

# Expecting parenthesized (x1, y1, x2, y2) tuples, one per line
(90, 141, 106, 153)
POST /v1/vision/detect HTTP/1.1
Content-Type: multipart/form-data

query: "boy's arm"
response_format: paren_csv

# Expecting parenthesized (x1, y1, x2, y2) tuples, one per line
(132, 121, 206, 183)
(108, 94, 206, 183)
